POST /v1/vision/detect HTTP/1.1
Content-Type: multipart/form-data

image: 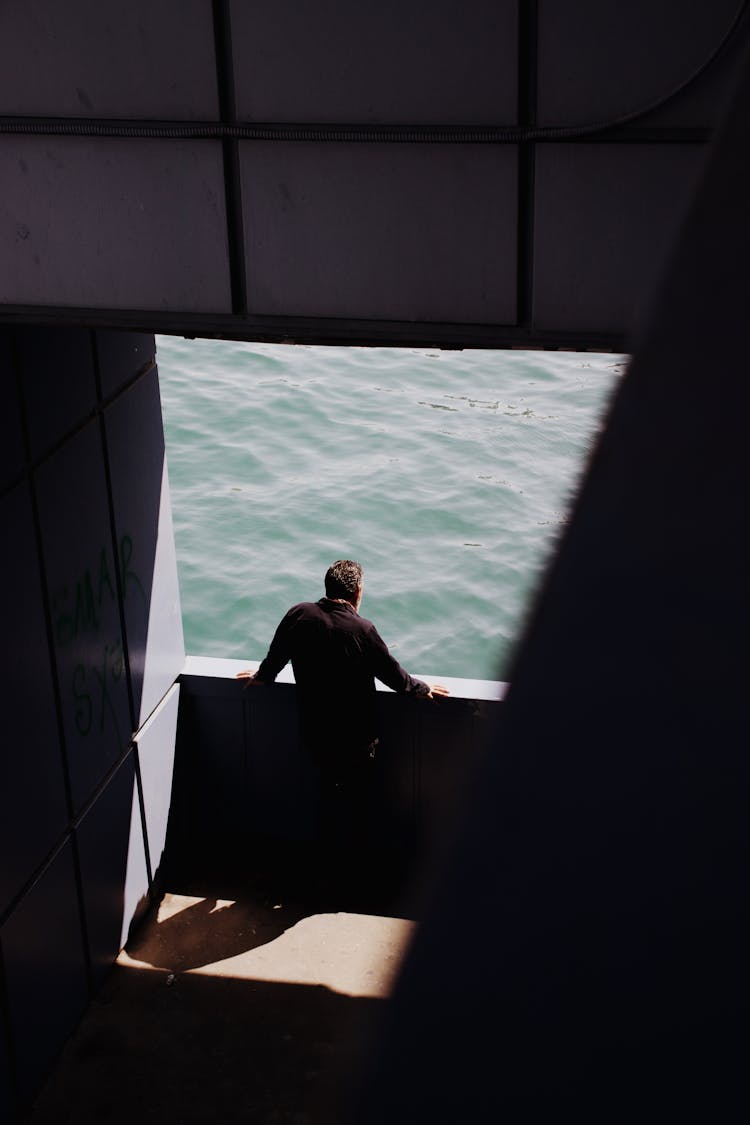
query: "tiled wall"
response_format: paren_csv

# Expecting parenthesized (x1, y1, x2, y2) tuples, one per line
(0, 327, 184, 1117)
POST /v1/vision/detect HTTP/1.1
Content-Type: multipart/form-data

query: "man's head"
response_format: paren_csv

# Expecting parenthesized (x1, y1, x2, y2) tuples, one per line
(325, 559, 363, 607)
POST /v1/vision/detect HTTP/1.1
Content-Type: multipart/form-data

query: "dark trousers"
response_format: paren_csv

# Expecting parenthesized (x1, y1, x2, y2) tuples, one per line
(310, 743, 380, 901)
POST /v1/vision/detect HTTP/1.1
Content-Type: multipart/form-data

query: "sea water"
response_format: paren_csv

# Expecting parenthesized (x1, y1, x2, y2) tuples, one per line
(156, 337, 624, 682)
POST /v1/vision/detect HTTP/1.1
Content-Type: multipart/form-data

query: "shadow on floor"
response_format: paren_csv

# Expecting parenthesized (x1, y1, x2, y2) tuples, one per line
(25, 965, 385, 1125)
(24, 857, 419, 1125)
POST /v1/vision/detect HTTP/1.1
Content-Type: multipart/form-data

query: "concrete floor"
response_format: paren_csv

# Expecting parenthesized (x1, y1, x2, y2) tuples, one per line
(24, 876, 416, 1125)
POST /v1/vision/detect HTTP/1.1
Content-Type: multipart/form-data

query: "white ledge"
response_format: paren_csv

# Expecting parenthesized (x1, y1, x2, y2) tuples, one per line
(181, 654, 507, 702)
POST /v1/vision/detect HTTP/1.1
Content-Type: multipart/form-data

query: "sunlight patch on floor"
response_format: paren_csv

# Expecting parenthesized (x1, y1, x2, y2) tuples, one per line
(119, 892, 415, 998)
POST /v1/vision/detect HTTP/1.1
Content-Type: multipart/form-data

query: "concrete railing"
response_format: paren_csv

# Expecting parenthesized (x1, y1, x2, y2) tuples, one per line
(167, 656, 505, 883)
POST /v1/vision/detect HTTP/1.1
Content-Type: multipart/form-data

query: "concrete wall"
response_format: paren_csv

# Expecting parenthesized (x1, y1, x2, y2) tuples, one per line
(0, 327, 184, 1117)
(170, 657, 504, 883)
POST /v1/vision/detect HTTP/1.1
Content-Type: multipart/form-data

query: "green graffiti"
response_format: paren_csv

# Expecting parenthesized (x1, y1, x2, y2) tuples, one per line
(92, 640, 123, 739)
(71, 638, 124, 743)
(73, 569, 99, 637)
(73, 663, 92, 736)
(53, 546, 117, 645)
(56, 533, 146, 746)
(53, 535, 147, 646)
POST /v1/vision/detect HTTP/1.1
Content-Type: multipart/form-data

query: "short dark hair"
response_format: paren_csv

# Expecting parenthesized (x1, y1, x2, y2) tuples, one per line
(325, 559, 363, 601)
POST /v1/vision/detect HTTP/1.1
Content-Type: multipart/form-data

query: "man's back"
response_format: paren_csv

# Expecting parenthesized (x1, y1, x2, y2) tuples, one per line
(238, 560, 448, 901)
(255, 596, 428, 756)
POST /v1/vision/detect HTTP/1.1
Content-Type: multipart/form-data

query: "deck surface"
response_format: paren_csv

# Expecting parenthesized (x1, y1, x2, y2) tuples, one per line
(24, 877, 416, 1124)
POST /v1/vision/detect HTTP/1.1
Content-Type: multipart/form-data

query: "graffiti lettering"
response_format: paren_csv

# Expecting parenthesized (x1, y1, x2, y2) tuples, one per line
(73, 570, 98, 637)
(71, 638, 124, 742)
(55, 533, 145, 745)
(53, 545, 115, 646)
(53, 534, 146, 646)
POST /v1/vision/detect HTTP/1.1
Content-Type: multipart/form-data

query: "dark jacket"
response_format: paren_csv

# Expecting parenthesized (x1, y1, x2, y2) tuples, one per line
(255, 597, 429, 757)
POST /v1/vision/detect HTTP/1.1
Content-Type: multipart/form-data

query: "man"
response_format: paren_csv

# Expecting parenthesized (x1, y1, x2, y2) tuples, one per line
(237, 559, 448, 897)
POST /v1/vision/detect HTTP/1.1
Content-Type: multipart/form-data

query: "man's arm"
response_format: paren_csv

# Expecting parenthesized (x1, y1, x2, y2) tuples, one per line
(237, 610, 293, 686)
(367, 625, 448, 699)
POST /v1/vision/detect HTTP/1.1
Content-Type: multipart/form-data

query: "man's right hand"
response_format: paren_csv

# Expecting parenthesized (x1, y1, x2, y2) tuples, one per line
(236, 670, 258, 687)
(426, 682, 449, 699)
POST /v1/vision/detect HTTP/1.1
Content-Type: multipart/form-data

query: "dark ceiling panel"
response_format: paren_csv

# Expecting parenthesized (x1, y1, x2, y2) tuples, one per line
(537, 0, 743, 128)
(241, 142, 518, 324)
(0, 138, 231, 313)
(0, 0, 219, 120)
(0, 1, 747, 348)
(230, 0, 518, 124)
(532, 144, 705, 334)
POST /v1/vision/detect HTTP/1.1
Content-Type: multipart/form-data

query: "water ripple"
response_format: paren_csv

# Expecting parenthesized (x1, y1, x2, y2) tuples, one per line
(157, 338, 622, 679)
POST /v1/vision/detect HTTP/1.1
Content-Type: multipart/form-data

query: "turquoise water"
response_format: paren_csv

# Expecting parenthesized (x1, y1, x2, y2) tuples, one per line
(156, 337, 624, 681)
